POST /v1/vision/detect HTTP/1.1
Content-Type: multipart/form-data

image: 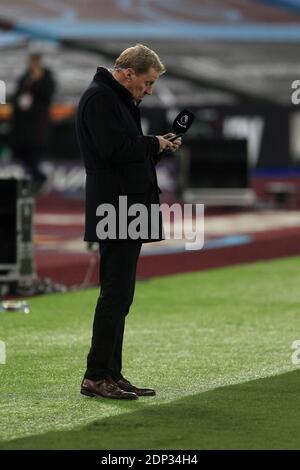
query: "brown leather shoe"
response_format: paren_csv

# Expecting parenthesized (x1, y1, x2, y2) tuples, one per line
(116, 378, 156, 397)
(81, 378, 138, 400)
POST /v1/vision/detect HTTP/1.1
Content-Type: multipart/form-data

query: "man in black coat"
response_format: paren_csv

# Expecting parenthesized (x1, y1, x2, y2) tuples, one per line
(11, 52, 55, 192)
(76, 44, 181, 400)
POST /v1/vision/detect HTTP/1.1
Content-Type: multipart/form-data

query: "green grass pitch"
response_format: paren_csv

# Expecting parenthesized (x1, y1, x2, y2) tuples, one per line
(0, 256, 300, 449)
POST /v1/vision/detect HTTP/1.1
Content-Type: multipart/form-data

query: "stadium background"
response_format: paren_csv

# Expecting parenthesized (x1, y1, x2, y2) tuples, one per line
(0, 0, 300, 451)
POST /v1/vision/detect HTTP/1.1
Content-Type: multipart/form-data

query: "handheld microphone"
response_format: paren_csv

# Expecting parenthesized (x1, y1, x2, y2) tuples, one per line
(167, 109, 195, 142)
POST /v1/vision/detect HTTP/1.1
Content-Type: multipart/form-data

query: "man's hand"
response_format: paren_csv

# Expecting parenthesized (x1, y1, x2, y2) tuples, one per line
(156, 133, 182, 153)
(163, 133, 182, 152)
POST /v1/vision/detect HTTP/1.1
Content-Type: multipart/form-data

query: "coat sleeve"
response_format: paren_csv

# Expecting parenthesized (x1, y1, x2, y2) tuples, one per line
(152, 148, 172, 165)
(83, 93, 159, 165)
(12, 75, 27, 103)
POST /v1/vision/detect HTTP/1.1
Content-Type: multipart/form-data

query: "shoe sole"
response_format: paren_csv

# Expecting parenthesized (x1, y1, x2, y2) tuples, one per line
(80, 389, 138, 400)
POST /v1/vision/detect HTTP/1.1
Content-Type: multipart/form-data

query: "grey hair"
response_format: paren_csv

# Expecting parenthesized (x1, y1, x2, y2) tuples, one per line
(114, 44, 166, 75)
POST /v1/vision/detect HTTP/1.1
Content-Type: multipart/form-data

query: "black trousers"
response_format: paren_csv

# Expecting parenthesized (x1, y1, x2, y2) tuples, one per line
(13, 145, 47, 184)
(84, 240, 142, 381)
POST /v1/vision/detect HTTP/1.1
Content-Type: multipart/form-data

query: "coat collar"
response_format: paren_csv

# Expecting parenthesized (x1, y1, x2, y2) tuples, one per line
(93, 67, 138, 105)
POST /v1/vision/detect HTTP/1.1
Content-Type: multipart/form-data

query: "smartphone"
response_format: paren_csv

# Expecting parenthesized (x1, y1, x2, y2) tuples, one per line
(167, 133, 183, 142)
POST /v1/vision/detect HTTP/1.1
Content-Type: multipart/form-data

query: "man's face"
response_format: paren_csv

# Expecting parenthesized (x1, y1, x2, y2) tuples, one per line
(28, 56, 42, 73)
(126, 67, 159, 102)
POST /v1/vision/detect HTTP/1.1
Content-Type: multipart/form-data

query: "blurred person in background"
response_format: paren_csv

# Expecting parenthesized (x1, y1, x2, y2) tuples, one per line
(76, 44, 181, 400)
(11, 52, 56, 193)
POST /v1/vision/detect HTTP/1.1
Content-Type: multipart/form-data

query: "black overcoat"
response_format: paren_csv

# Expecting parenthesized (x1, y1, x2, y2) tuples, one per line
(11, 68, 55, 149)
(75, 67, 164, 242)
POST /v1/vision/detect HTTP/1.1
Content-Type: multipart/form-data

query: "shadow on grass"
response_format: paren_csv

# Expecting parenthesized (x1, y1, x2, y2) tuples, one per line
(1, 370, 300, 450)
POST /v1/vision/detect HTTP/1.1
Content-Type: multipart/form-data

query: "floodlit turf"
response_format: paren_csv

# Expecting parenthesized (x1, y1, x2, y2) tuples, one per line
(0, 256, 300, 449)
